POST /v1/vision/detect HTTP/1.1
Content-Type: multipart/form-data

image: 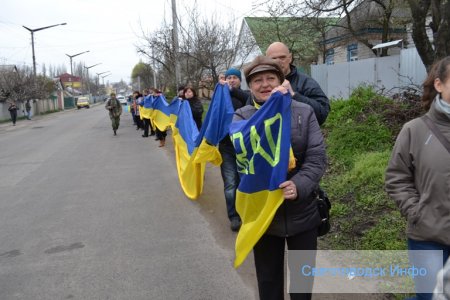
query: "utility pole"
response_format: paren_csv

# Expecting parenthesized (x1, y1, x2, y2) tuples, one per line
(83, 63, 101, 95)
(101, 74, 111, 88)
(23, 23, 67, 77)
(151, 44, 157, 88)
(171, 0, 181, 90)
(23, 22, 66, 116)
(66, 50, 89, 75)
(96, 71, 110, 99)
(96, 71, 110, 86)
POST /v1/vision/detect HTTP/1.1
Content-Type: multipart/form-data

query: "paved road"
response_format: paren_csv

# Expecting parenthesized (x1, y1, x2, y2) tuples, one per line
(0, 106, 391, 300)
(0, 105, 256, 300)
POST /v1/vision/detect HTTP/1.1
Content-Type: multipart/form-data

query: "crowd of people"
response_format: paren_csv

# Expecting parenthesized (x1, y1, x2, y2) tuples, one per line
(2, 35, 447, 298)
(102, 41, 449, 300)
(116, 86, 204, 147)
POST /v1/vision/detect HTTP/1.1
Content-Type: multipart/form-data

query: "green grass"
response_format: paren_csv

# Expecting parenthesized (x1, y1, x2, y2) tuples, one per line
(41, 109, 60, 115)
(320, 86, 409, 253)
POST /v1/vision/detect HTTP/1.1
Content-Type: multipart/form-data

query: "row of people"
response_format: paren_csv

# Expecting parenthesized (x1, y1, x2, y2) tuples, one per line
(223, 43, 449, 300)
(126, 86, 204, 147)
(106, 40, 449, 299)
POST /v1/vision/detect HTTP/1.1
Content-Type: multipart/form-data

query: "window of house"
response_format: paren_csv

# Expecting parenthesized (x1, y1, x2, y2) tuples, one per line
(325, 49, 334, 65)
(347, 43, 358, 62)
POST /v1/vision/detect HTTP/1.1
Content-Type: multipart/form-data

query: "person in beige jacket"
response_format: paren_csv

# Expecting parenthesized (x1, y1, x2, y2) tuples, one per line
(385, 56, 450, 300)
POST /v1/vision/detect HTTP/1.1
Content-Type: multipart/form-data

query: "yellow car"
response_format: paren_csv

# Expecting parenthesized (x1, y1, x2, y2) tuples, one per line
(76, 96, 90, 109)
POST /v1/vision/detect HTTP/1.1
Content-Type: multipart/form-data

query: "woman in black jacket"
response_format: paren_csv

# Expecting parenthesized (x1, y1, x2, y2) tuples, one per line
(8, 101, 18, 126)
(233, 56, 327, 300)
(183, 87, 203, 130)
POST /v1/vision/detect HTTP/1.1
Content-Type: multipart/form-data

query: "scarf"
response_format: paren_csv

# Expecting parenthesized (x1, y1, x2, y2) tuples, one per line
(435, 95, 450, 119)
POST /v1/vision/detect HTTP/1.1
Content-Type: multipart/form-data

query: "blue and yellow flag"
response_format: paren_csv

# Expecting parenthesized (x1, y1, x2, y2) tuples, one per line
(151, 95, 181, 130)
(172, 84, 234, 199)
(171, 100, 202, 199)
(193, 84, 234, 165)
(139, 94, 154, 120)
(229, 91, 292, 268)
(139, 85, 233, 200)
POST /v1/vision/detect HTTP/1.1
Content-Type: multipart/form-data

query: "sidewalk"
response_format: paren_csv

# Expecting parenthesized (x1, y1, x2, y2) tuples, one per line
(0, 114, 45, 133)
(0, 102, 104, 133)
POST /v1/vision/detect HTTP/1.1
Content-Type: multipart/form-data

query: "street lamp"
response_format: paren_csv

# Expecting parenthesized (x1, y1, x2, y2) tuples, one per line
(96, 71, 110, 98)
(96, 71, 110, 85)
(66, 50, 89, 75)
(83, 63, 101, 94)
(23, 23, 67, 77)
(101, 73, 111, 87)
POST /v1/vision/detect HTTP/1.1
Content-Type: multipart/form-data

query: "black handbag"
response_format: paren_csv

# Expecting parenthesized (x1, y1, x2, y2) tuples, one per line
(316, 188, 331, 236)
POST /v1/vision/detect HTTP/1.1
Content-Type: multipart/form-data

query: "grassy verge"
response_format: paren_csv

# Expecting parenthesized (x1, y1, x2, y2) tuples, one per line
(318, 87, 424, 297)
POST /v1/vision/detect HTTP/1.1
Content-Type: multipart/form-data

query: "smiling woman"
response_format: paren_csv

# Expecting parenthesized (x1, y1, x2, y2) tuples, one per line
(232, 55, 327, 299)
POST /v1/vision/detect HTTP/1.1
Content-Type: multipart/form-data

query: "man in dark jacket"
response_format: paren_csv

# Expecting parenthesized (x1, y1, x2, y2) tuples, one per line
(266, 42, 330, 125)
(219, 68, 248, 231)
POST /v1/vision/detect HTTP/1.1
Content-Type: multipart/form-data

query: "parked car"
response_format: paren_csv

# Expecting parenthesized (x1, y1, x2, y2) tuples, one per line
(117, 95, 127, 105)
(76, 96, 90, 109)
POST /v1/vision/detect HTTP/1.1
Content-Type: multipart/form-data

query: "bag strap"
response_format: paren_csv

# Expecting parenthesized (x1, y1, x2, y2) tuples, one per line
(421, 115, 450, 155)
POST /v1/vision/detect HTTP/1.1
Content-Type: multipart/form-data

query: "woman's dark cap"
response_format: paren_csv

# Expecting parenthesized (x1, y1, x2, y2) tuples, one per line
(244, 55, 284, 84)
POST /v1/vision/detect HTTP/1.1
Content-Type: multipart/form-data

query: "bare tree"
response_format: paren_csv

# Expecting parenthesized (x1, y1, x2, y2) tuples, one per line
(179, 11, 239, 87)
(258, 0, 410, 57)
(135, 7, 240, 93)
(408, 0, 450, 70)
(1, 66, 55, 103)
(136, 20, 178, 92)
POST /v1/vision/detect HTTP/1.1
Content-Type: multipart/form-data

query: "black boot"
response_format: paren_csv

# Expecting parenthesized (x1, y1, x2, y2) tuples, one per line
(230, 218, 241, 232)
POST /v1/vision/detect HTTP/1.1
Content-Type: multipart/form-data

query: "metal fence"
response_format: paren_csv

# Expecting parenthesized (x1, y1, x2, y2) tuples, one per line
(311, 48, 427, 99)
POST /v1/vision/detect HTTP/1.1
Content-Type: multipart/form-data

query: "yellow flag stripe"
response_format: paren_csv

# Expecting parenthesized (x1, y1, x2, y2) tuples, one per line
(234, 189, 284, 268)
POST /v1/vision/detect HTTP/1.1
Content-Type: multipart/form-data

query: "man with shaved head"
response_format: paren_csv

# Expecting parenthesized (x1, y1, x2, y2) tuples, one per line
(266, 42, 330, 125)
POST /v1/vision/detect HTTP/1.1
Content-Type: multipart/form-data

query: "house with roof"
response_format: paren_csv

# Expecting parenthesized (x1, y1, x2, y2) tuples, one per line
(59, 73, 82, 89)
(318, 0, 413, 65)
(310, 0, 434, 99)
(234, 17, 337, 75)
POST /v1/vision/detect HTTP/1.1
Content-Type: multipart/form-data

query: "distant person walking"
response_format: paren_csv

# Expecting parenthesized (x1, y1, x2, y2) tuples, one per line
(8, 101, 18, 125)
(25, 100, 32, 120)
(105, 93, 122, 136)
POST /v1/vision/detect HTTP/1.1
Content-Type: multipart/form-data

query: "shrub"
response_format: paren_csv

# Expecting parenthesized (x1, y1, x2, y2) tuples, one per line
(320, 86, 409, 251)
